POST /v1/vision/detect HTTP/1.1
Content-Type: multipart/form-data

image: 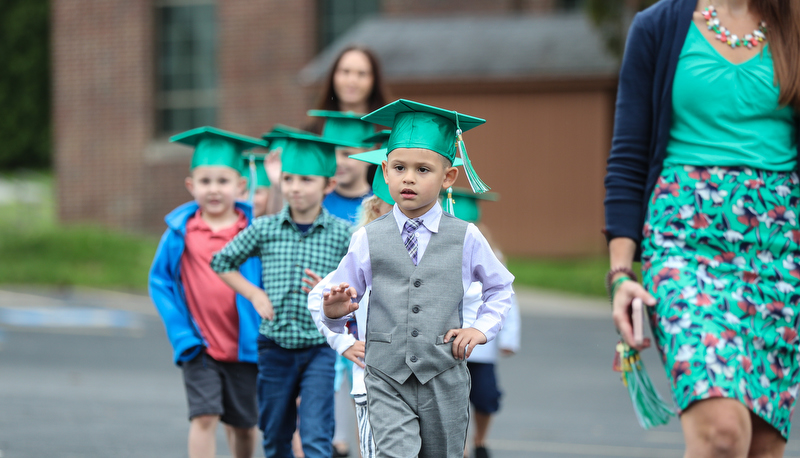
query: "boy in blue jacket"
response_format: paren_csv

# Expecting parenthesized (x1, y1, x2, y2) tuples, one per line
(149, 126, 266, 458)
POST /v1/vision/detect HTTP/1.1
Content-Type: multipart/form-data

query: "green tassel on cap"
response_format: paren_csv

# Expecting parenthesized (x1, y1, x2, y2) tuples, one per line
(362, 100, 486, 184)
(238, 152, 270, 201)
(247, 153, 257, 204)
(444, 187, 456, 215)
(454, 113, 490, 193)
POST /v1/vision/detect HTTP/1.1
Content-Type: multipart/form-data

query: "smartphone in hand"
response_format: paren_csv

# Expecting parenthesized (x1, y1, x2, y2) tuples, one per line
(632, 297, 644, 346)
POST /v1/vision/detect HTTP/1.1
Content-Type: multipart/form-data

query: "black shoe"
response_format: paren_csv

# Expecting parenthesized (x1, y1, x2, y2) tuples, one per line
(474, 445, 490, 458)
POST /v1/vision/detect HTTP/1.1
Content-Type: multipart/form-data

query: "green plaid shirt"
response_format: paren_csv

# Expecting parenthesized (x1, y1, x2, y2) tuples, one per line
(211, 205, 352, 349)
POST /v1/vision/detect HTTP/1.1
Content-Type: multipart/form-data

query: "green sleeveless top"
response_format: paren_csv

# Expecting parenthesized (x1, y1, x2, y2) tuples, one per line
(665, 21, 797, 171)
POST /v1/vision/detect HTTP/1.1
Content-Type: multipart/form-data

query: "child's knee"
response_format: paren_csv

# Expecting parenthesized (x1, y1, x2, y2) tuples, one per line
(190, 414, 219, 430)
(228, 425, 256, 440)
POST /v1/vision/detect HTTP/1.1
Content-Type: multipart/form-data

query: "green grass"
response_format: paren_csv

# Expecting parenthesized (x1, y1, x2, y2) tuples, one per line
(0, 172, 630, 297)
(507, 257, 610, 297)
(0, 224, 158, 292)
(507, 257, 643, 298)
(0, 171, 158, 292)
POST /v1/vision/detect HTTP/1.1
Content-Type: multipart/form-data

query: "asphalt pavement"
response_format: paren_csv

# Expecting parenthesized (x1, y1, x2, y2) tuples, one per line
(2, 286, 800, 458)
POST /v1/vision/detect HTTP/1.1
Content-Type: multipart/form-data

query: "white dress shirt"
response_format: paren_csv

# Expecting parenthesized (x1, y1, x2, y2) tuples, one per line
(462, 282, 522, 364)
(308, 270, 367, 396)
(321, 201, 515, 343)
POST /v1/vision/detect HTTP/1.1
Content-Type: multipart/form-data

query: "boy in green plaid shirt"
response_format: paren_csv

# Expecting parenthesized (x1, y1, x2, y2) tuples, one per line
(211, 129, 355, 458)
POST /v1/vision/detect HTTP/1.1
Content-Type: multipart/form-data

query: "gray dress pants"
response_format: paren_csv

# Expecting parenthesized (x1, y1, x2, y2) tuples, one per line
(365, 363, 470, 458)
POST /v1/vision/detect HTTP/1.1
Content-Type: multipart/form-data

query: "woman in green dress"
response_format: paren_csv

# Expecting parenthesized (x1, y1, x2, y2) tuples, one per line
(605, 0, 800, 455)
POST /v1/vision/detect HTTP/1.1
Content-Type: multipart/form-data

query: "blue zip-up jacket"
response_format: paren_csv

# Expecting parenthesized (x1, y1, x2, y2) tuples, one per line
(604, 0, 800, 252)
(149, 201, 262, 365)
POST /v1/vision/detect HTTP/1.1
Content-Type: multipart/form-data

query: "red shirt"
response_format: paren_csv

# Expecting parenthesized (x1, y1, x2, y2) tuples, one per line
(181, 210, 248, 362)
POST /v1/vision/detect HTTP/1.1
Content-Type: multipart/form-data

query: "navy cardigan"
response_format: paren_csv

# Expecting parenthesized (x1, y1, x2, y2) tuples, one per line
(603, 0, 800, 249)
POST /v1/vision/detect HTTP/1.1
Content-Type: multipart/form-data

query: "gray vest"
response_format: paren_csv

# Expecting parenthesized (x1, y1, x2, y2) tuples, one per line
(364, 211, 467, 384)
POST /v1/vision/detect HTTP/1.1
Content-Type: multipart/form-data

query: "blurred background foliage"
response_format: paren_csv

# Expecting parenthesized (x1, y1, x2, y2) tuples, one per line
(0, 0, 50, 169)
(585, 0, 660, 60)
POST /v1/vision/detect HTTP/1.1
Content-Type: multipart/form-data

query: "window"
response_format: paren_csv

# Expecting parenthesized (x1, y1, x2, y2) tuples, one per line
(558, 0, 585, 10)
(317, 0, 381, 50)
(155, 0, 218, 136)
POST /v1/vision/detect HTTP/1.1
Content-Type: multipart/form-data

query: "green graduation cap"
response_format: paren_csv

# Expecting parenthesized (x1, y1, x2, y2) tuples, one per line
(362, 99, 490, 193)
(263, 128, 361, 178)
(362, 130, 392, 148)
(267, 137, 286, 154)
(442, 187, 499, 223)
(240, 153, 270, 189)
(262, 124, 307, 154)
(308, 110, 375, 147)
(350, 149, 466, 207)
(268, 124, 307, 136)
(171, 126, 267, 171)
(348, 148, 394, 205)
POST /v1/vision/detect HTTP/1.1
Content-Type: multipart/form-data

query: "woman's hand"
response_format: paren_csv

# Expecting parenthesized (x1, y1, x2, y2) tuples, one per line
(612, 278, 656, 351)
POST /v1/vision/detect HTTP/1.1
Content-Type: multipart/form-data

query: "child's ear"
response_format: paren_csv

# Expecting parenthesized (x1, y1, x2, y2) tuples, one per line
(442, 166, 459, 189)
(381, 161, 389, 182)
(185, 176, 194, 195)
(323, 177, 338, 195)
(237, 176, 247, 194)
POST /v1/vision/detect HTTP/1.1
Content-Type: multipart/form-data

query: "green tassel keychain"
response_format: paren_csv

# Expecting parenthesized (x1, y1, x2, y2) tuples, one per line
(613, 341, 675, 429)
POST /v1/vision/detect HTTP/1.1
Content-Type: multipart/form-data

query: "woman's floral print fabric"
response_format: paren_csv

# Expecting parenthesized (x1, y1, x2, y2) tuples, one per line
(642, 165, 800, 439)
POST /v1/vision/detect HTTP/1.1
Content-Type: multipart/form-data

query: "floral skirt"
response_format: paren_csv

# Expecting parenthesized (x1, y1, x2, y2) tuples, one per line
(642, 165, 800, 439)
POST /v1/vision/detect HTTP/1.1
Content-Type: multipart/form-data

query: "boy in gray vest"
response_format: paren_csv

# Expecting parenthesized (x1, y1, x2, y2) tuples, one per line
(322, 100, 515, 458)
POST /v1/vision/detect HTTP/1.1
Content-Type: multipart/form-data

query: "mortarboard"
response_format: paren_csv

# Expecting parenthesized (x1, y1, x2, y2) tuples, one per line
(262, 128, 361, 178)
(348, 148, 394, 205)
(362, 130, 392, 147)
(264, 124, 306, 154)
(240, 153, 270, 189)
(362, 99, 490, 193)
(171, 126, 267, 171)
(308, 110, 375, 148)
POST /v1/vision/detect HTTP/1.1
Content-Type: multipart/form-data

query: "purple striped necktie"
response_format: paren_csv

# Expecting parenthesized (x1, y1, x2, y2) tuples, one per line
(402, 218, 422, 265)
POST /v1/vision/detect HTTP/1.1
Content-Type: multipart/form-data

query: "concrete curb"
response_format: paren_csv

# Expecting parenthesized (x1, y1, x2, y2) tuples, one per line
(1, 285, 611, 319)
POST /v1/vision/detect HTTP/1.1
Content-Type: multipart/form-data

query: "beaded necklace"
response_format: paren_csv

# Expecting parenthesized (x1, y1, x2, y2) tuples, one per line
(702, 4, 767, 49)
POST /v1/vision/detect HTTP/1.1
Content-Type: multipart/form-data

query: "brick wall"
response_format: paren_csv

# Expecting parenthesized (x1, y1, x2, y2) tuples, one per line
(54, 0, 322, 233)
(218, 0, 317, 137)
(140, 0, 321, 232)
(53, 0, 153, 231)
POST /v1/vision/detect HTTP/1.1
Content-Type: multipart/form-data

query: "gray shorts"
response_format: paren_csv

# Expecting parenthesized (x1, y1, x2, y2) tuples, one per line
(182, 351, 258, 428)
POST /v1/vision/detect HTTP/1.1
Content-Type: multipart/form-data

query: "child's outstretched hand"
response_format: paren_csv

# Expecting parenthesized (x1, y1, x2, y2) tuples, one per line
(342, 340, 366, 369)
(322, 283, 358, 319)
(444, 327, 487, 360)
(265, 150, 282, 187)
(301, 269, 322, 294)
(250, 289, 274, 321)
